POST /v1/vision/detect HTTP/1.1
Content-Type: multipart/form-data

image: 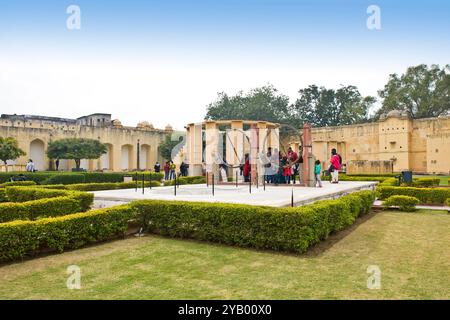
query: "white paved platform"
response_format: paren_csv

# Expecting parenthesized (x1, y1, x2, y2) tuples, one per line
(92, 181, 377, 208)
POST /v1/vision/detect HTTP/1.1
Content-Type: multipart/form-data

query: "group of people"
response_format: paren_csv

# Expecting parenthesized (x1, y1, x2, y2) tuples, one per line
(155, 160, 189, 180)
(241, 147, 342, 188)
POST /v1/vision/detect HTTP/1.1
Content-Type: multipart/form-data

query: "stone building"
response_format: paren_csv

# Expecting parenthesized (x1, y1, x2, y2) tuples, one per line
(0, 113, 170, 172)
(311, 111, 450, 174)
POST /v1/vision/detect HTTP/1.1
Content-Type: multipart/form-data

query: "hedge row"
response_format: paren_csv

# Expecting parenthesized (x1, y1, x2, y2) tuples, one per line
(383, 195, 420, 212)
(323, 174, 391, 182)
(445, 198, 450, 207)
(378, 177, 399, 186)
(164, 176, 206, 186)
(0, 190, 376, 261)
(33, 181, 161, 192)
(0, 205, 134, 261)
(407, 178, 441, 188)
(131, 190, 375, 253)
(0, 171, 164, 185)
(0, 196, 81, 223)
(377, 186, 450, 205)
(346, 173, 399, 177)
(4, 187, 93, 212)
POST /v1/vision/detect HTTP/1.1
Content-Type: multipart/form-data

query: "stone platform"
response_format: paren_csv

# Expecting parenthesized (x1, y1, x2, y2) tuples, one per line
(92, 181, 377, 209)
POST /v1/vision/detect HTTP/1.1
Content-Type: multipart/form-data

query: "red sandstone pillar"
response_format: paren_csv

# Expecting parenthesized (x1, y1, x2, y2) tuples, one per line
(302, 123, 314, 187)
(250, 123, 259, 185)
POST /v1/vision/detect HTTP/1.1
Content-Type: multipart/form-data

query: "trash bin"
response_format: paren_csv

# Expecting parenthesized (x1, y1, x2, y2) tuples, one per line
(401, 171, 413, 184)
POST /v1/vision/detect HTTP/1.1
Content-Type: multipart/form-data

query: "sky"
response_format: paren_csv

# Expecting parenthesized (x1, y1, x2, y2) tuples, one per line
(0, 0, 449, 130)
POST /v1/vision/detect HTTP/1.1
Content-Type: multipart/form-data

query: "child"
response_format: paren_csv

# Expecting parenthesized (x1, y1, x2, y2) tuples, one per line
(314, 160, 323, 188)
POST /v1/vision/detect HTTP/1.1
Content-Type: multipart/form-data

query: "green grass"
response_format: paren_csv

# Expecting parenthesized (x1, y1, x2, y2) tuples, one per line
(413, 175, 450, 186)
(0, 210, 449, 300)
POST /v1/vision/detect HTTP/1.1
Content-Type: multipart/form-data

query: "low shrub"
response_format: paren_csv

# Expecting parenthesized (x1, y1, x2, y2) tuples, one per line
(377, 186, 450, 205)
(378, 177, 399, 186)
(164, 176, 206, 186)
(131, 190, 375, 254)
(408, 178, 441, 188)
(0, 172, 54, 184)
(0, 190, 7, 203)
(322, 174, 391, 182)
(0, 205, 134, 262)
(0, 196, 81, 223)
(4, 187, 93, 212)
(0, 181, 37, 188)
(66, 181, 161, 191)
(383, 195, 420, 212)
(42, 174, 85, 185)
(445, 198, 450, 207)
(346, 173, 399, 177)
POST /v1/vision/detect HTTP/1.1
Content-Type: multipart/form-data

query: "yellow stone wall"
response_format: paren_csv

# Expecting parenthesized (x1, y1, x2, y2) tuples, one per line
(0, 115, 168, 172)
(311, 113, 450, 174)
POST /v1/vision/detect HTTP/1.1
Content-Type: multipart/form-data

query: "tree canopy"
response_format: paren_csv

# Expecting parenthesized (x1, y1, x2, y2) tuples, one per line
(0, 137, 26, 172)
(205, 84, 375, 128)
(47, 138, 107, 170)
(290, 85, 376, 127)
(377, 64, 450, 119)
(159, 133, 185, 161)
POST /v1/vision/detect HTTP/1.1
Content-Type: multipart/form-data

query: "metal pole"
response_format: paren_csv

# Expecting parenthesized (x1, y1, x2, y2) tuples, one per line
(142, 174, 145, 194)
(236, 171, 238, 188)
(135, 172, 138, 192)
(256, 172, 258, 189)
(212, 173, 215, 196)
(206, 172, 209, 187)
(291, 188, 294, 207)
(263, 174, 266, 191)
(136, 139, 140, 171)
(149, 173, 152, 190)
(249, 173, 251, 194)
(174, 175, 177, 196)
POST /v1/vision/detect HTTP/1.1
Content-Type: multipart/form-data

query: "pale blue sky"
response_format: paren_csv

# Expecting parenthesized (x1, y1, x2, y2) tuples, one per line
(0, 0, 449, 129)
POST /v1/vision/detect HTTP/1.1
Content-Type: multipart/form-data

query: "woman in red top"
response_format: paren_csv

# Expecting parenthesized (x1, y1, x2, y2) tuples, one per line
(243, 153, 250, 182)
(330, 148, 341, 183)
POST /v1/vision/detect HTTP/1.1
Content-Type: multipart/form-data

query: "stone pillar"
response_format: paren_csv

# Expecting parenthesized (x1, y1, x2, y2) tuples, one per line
(205, 121, 220, 184)
(302, 123, 315, 187)
(230, 120, 244, 182)
(187, 123, 203, 176)
(250, 123, 259, 185)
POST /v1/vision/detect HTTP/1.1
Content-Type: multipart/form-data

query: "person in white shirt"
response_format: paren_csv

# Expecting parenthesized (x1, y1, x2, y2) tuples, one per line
(25, 159, 35, 172)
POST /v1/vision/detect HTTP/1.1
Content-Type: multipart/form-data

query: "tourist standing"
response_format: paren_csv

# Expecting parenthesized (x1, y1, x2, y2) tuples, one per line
(55, 158, 60, 171)
(169, 161, 176, 180)
(163, 161, 170, 180)
(330, 148, 341, 183)
(264, 147, 273, 183)
(315, 160, 323, 187)
(25, 159, 35, 172)
(154, 161, 161, 173)
(243, 153, 250, 182)
(282, 155, 292, 184)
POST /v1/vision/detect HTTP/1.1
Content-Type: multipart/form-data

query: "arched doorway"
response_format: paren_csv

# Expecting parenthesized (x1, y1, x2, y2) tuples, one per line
(121, 144, 133, 170)
(29, 139, 46, 171)
(101, 144, 114, 170)
(140, 144, 151, 170)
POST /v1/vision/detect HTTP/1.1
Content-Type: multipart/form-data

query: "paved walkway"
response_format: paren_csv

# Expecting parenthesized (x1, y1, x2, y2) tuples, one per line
(92, 181, 377, 208)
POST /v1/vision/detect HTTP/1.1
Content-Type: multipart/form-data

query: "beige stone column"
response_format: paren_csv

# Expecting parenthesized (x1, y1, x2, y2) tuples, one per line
(228, 120, 244, 181)
(187, 123, 203, 176)
(204, 121, 219, 184)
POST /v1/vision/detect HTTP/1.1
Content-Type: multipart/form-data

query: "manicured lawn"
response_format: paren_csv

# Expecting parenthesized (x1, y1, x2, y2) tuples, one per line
(0, 210, 449, 299)
(413, 175, 450, 186)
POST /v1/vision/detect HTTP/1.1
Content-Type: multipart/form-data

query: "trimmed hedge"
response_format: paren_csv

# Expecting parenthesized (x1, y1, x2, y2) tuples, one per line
(378, 177, 399, 186)
(42, 174, 86, 185)
(0, 171, 164, 185)
(377, 186, 450, 205)
(445, 198, 450, 207)
(131, 190, 375, 253)
(164, 176, 206, 186)
(322, 174, 391, 182)
(408, 178, 441, 188)
(0, 181, 37, 188)
(346, 173, 399, 177)
(0, 205, 134, 262)
(0, 196, 81, 223)
(4, 187, 93, 212)
(65, 181, 161, 191)
(383, 195, 420, 212)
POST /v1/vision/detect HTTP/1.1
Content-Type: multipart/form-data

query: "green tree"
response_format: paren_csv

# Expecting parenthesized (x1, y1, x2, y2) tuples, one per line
(47, 138, 107, 170)
(290, 85, 376, 127)
(159, 133, 185, 161)
(205, 85, 291, 124)
(377, 64, 450, 119)
(0, 137, 26, 172)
